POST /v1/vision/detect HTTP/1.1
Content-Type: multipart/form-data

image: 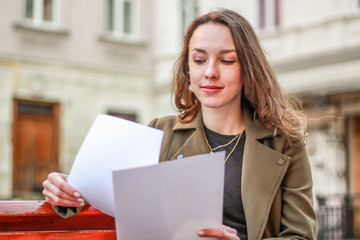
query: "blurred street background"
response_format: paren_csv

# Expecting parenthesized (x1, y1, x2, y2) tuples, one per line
(0, 0, 360, 238)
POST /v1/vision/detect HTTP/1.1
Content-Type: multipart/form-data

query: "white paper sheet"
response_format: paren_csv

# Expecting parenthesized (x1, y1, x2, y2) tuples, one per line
(68, 114, 164, 216)
(112, 151, 225, 240)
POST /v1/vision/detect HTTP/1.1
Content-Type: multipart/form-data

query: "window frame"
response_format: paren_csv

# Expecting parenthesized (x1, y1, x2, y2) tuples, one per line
(354, 0, 360, 11)
(23, 0, 61, 28)
(181, 0, 198, 34)
(258, 0, 280, 31)
(107, 0, 140, 40)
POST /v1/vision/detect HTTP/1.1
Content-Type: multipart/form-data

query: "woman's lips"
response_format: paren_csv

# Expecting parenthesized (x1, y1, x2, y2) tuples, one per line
(200, 85, 223, 93)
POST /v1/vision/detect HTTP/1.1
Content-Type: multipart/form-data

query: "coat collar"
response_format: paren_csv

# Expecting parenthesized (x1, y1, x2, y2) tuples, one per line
(172, 108, 275, 141)
(170, 112, 209, 160)
(243, 109, 275, 140)
(173, 111, 203, 132)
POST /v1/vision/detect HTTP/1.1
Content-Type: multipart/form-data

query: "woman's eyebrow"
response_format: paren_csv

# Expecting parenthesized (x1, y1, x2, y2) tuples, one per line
(191, 48, 206, 53)
(190, 48, 236, 54)
(219, 49, 236, 54)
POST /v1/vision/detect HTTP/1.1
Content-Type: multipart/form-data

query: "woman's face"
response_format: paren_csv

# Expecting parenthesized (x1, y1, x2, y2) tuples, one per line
(188, 23, 243, 111)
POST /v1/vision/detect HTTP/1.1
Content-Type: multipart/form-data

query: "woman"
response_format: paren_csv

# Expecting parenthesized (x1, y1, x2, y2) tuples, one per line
(43, 9, 317, 239)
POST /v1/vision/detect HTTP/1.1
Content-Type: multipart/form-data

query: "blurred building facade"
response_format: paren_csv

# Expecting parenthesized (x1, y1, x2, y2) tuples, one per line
(0, 0, 158, 198)
(0, 0, 360, 213)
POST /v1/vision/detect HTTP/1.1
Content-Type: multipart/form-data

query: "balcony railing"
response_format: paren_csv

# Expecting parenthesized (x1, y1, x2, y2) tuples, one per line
(317, 194, 360, 239)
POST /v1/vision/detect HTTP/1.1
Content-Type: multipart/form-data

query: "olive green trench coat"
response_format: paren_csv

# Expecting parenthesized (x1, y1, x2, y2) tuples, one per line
(148, 109, 317, 240)
(55, 108, 317, 239)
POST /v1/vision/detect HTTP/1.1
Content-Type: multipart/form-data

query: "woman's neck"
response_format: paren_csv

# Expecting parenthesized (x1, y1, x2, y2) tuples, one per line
(201, 106, 245, 135)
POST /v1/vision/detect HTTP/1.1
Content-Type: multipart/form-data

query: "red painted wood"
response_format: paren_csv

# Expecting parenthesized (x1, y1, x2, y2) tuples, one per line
(0, 230, 116, 240)
(0, 201, 115, 232)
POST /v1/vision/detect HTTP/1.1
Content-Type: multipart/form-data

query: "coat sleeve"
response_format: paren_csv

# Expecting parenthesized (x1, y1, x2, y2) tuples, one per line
(147, 118, 158, 128)
(271, 141, 317, 239)
(53, 205, 84, 218)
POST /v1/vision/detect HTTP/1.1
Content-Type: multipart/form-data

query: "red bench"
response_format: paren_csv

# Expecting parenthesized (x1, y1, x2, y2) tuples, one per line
(0, 201, 116, 239)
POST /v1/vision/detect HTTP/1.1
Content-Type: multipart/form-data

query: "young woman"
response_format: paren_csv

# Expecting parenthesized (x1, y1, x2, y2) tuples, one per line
(43, 9, 317, 239)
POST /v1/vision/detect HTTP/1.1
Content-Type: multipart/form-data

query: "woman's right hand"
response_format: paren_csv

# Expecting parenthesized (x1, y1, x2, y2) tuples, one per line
(42, 172, 85, 207)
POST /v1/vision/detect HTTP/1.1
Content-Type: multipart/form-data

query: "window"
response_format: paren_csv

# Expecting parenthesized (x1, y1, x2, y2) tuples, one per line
(259, 0, 280, 30)
(108, 110, 137, 122)
(181, 0, 198, 34)
(24, 0, 60, 27)
(355, 0, 360, 9)
(107, 0, 139, 39)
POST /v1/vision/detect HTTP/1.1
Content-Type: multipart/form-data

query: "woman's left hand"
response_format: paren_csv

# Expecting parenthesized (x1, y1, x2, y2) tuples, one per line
(198, 225, 240, 240)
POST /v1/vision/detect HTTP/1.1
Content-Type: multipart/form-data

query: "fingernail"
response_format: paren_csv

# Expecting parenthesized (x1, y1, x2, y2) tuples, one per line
(77, 198, 84, 204)
(74, 192, 81, 198)
(198, 230, 204, 236)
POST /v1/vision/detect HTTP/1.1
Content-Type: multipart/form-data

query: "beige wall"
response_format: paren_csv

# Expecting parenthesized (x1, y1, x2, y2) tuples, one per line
(3, 0, 154, 71)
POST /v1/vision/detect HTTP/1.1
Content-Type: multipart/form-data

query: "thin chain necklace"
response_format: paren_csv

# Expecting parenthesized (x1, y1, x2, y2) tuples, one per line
(202, 127, 243, 163)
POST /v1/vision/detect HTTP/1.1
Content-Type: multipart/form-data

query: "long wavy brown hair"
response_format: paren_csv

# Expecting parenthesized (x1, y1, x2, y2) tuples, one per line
(172, 9, 307, 147)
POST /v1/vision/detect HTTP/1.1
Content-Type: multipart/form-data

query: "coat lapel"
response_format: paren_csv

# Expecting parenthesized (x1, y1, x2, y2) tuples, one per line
(242, 110, 291, 240)
(169, 113, 209, 160)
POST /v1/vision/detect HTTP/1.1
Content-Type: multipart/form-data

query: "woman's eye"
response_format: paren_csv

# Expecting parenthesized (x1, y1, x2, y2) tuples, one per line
(222, 60, 235, 64)
(194, 59, 205, 63)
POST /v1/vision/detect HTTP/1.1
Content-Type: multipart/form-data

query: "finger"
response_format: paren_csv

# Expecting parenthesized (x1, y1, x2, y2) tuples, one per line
(48, 173, 81, 199)
(60, 173, 69, 181)
(198, 228, 240, 240)
(221, 225, 238, 235)
(43, 172, 83, 206)
(198, 228, 226, 238)
(43, 179, 77, 200)
(43, 188, 85, 207)
(43, 182, 83, 204)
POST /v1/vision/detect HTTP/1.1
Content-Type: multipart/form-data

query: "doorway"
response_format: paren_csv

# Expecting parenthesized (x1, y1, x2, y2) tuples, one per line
(12, 99, 60, 198)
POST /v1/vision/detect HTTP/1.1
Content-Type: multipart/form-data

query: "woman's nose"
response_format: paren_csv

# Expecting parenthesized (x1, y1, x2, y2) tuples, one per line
(204, 61, 219, 80)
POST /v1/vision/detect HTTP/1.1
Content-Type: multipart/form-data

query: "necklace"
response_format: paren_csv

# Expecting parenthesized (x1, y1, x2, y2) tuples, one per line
(203, 127, 243, 163)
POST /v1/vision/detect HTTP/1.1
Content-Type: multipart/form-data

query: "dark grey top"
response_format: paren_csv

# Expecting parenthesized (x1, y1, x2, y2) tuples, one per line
(204, 126, 247, 240)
